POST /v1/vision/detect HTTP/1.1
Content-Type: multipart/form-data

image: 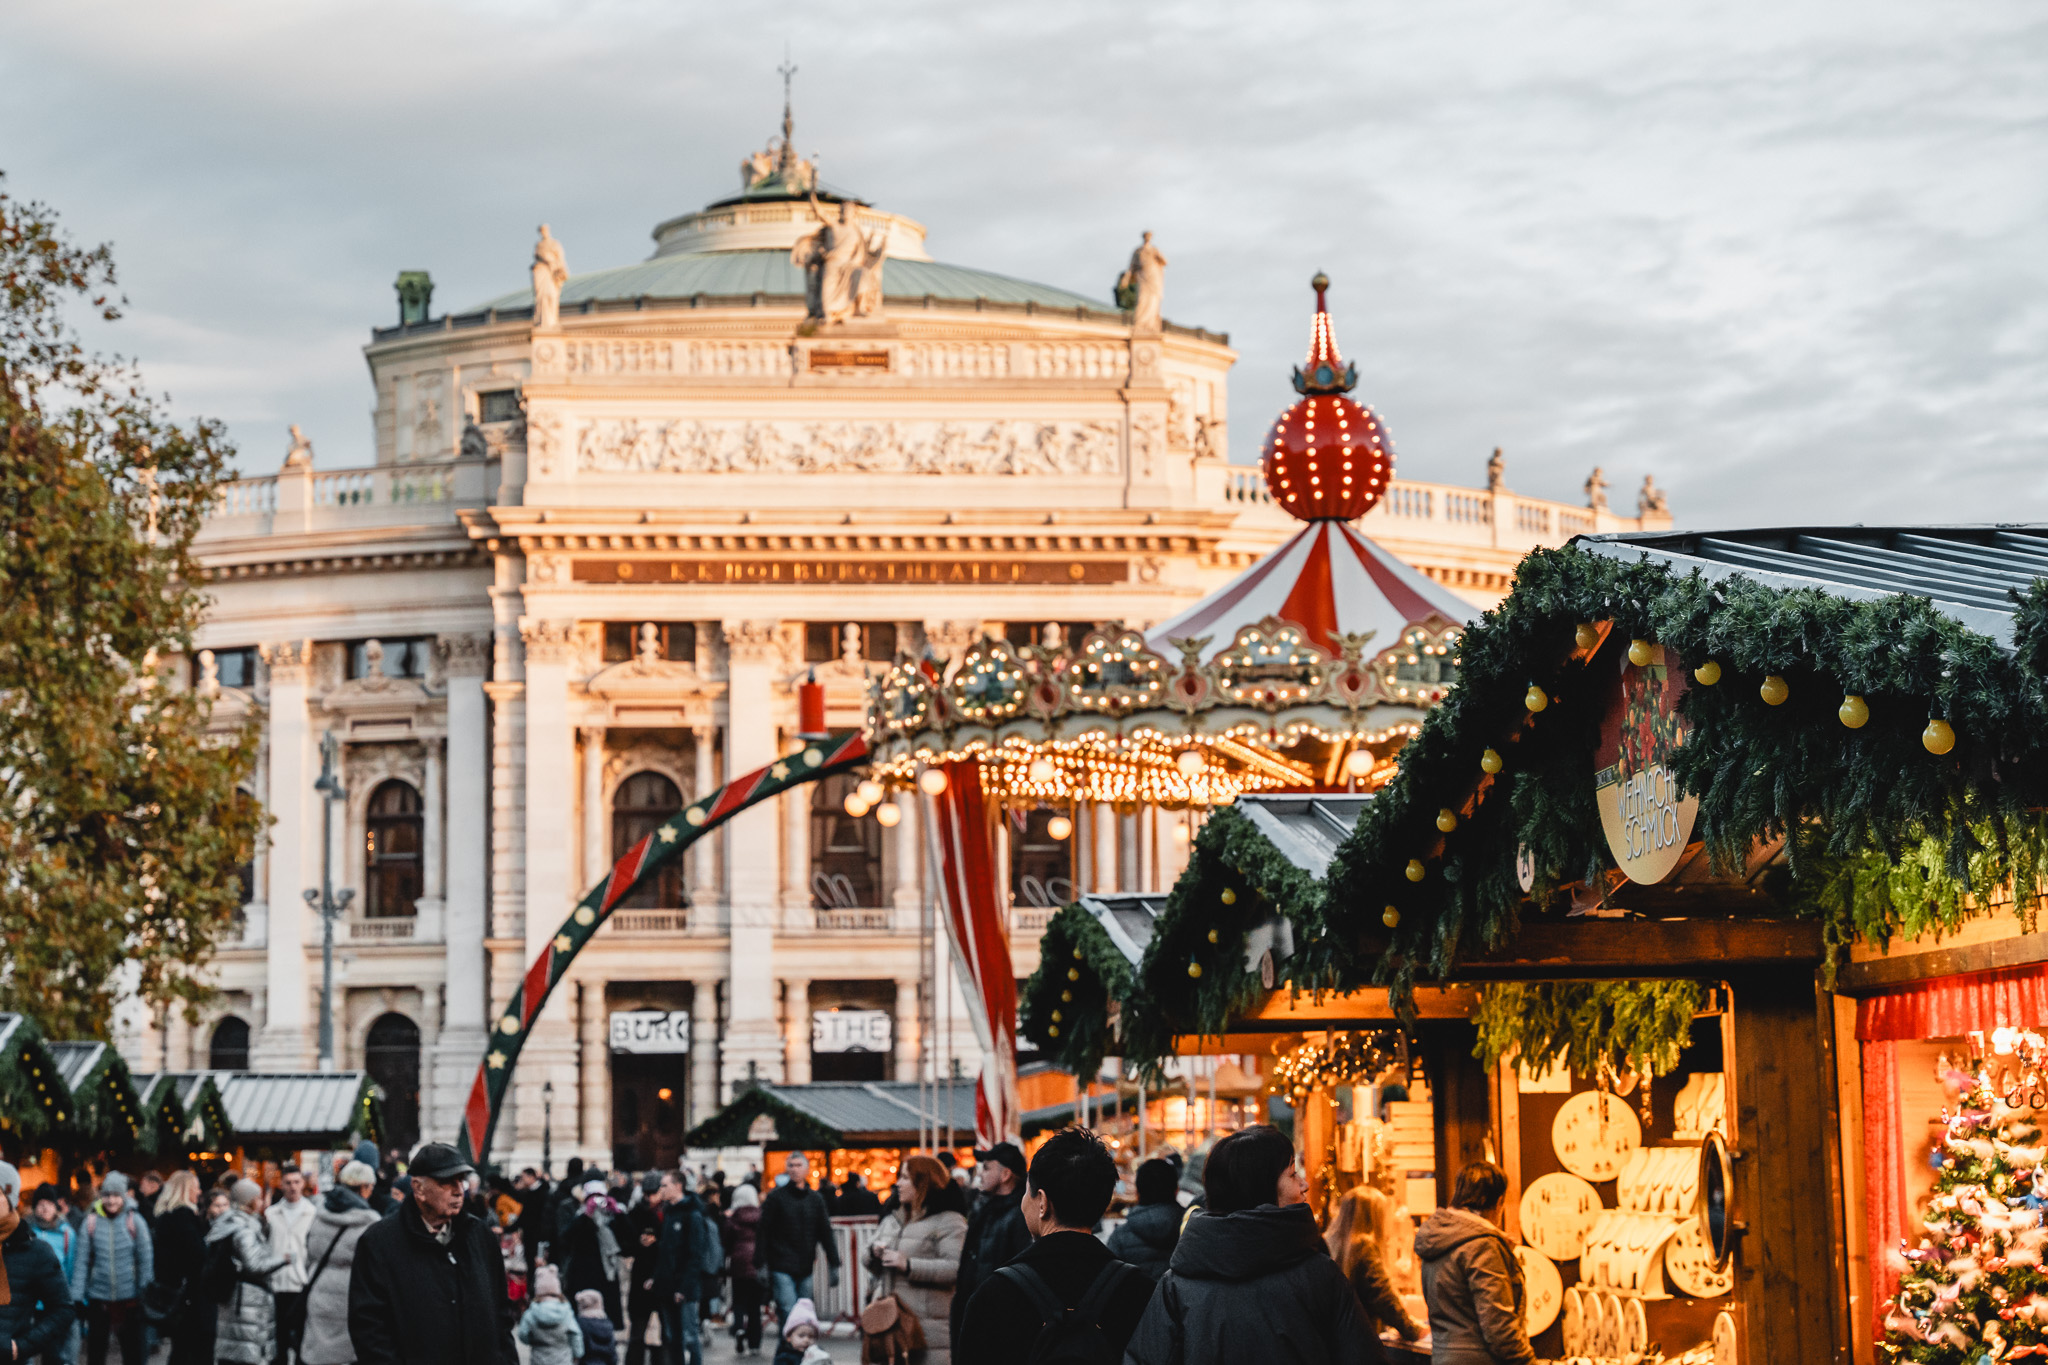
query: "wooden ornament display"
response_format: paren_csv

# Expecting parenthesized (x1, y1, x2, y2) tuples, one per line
(1519, 1170, 1603, 1261)
(1713, 1308, 1739, 1364)
(1616, 1143, 1702, 1214)
(1560, 1285, 1583, 1354)
(1576, 1210, 1686, 1296)
(1625, 1296, 1649, 1355)
(1552, 1089, 1644, 1181)
(1514, 1245, 1562, 1336)
(1672, 1072, 1727, 1140)
(1666, 1219, 1736, 1299)
(1602, 1292, 1626, 1357)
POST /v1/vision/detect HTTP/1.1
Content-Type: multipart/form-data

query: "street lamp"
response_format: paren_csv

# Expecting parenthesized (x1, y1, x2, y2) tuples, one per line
(304, 731, 356, 1072)
(541, 1079, 555, 1177)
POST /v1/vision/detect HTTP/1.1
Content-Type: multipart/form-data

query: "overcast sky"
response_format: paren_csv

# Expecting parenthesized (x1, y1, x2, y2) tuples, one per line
(5, 1, 2043, 526)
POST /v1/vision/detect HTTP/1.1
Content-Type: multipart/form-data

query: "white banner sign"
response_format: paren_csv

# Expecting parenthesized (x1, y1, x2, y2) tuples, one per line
(609, 1010, 691, 1054)
(812, 1009, 893, 1055)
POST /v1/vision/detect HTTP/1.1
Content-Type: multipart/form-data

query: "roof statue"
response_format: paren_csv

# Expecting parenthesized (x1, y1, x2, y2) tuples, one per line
(1115, 231, 1167, 333)
(1584, 464, 1610, 511)
(531, 225, 568, 330)
(743, 58, 817, 195)
(792, 191, 886, 324)
(283, 423, 314, 470)
(1638, 474, 1669, 517)
(1487, 446, 1506, 492)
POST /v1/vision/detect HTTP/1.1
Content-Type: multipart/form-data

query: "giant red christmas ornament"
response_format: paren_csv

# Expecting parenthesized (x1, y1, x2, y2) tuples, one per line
(1260, 274, 1393, 522)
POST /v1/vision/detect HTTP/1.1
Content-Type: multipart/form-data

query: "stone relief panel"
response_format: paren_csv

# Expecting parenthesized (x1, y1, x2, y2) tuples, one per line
(573, 418, 1121, 477)
(1169, 377, 1196, 452)
(1022, 343, 1125, 380)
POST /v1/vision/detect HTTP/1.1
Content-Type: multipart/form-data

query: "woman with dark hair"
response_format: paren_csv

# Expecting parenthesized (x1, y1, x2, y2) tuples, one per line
(1414, 1160, 1536, 1365)
(1124, 1125, 1376, 1365)
(863, 1155, 968, 1363)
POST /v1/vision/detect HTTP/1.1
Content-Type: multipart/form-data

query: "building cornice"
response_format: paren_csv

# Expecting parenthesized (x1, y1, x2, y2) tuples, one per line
(201, 546, 489, 582)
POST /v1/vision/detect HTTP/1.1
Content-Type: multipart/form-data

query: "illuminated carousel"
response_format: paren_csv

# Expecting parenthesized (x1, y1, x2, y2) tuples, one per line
(862, 275, 1477, 817)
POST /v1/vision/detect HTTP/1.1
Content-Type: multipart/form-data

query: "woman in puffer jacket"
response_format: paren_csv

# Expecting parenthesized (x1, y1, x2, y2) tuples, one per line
(1124, 1126, 1378, 1365)
(298, 1162, 383, 1365)
(207, 1179, 289, 1365)
(863, 1156, 968, 1364)
(1413, 1162, 1536, 1365)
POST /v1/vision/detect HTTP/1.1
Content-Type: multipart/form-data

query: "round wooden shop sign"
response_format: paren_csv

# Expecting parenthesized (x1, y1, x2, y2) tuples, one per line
(1592, 642, 1699, 884)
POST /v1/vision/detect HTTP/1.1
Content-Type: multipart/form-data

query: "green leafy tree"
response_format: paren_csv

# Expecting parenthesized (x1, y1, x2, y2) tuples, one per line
(1884, 1047, 2048, 1361)
(0, 174, 263, 1039)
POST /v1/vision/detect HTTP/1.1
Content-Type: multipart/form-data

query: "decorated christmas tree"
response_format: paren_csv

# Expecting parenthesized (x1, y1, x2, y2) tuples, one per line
(1885, 1037, 2048, 1362)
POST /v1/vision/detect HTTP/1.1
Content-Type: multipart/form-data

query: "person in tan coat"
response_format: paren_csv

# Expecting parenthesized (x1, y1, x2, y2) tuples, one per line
(864, 1156, 968, 1364)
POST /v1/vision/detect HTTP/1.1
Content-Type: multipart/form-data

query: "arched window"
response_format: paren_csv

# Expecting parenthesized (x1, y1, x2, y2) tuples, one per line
(811, 773, 882, 909)
(365, 781, 423, 918)
(209, 1016, 250, 1071)
(364, 1012, 421, 1151)
(1009, 808, 1075, 908)
(613, 772, 685, 910)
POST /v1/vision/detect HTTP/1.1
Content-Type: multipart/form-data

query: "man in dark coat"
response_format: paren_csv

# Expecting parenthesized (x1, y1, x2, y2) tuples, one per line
(0, 1163, 74, 1365)
(1104, 1158, 1183, 1282)
(347, 1143, 517, 1365)
(650, 1172, 702, 1365)
(954, 1130, 1154, 1365)
(834, 1175, 881, 1217)
(1123, 1125, 1375, 1365)
(508, 1169, 554, 1273)
(620, 1174, 665, 1365)
(751, 1154, 838, 1320)
(950, 1142, 1030, 1342)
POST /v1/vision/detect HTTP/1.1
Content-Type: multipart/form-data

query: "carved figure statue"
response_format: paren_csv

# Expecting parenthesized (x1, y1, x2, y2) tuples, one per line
(1487, 447, 1506, 492)
(1116, 231, 1168, 333)
(792, 193, 886, 324)
(1584, 465, 1610, 512)
(1638, 474, 1669, 517)
(742, 148, 775, 190)
(360, 638, 390, 690)
(284, 424, 314, 470)
(459, 416, 489, 460)
(196, 649, 220, 698)
(637, 622, 661, 667)
(532, 224, 569, 330)
(841, 622, 861, 667)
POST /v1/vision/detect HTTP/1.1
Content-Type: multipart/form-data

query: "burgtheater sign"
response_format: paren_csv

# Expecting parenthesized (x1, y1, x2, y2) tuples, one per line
(574, 557, 1129, 586)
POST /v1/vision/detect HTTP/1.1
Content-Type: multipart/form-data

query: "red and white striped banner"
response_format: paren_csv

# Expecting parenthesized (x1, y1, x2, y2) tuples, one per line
(923, 759, 1020, 1146)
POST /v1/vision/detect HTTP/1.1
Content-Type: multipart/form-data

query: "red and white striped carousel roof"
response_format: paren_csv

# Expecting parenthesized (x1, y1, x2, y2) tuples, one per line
(1145, 518, 1477, 663)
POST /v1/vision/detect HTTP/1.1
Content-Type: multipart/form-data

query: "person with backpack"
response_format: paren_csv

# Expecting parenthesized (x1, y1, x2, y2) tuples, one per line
(207, 1179, 287, 1365)
(1413, 1161, 1537, 1365)
(953, 1128, 1154, 1365)
(1123, 1125, 1377, 1365)
(69, 1172, 154, 1365)
(0, 1164, 74, 1365)
(721, 1184, 764, 1356)
(297, 1162, 381, 1365)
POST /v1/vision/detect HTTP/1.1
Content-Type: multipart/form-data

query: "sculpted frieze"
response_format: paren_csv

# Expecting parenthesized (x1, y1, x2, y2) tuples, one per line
(572, 418, 1121, 477)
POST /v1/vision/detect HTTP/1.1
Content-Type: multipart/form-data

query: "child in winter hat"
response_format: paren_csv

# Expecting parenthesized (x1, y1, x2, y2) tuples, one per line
(772, 1298, 831, 1365)
(515, 1267, 585, 1365)
(572, 1288, 616, 1365)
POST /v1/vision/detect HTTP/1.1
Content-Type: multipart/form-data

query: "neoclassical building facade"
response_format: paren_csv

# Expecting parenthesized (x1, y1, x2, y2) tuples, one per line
(132, 134, 1671, 1171)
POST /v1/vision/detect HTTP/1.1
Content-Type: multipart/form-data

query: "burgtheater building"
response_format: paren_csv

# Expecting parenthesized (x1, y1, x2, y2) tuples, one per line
(141, 117, 1672, 1171)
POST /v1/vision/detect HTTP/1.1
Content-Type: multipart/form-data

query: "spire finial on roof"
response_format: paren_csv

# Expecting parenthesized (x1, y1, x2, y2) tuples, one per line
(1291, 272, 1358, 396)
(777, 49, 798, 174)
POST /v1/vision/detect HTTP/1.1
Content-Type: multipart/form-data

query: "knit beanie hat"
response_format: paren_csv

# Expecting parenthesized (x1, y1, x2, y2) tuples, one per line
(573, 1289, 604, 1316)
(782, 1298, 820, 1338)
(532, 1266, 563, 1300)
(100, 1171, 130, 1197)
(339, 1161, 376, 1189)
(231, 1178, 262, 1208)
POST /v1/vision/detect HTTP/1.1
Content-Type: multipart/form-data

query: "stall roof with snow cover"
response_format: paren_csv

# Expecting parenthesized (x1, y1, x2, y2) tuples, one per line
(1575, 525, 2048, 649)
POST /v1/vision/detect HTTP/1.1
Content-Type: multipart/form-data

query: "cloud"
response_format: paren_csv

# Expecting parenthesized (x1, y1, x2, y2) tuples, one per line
(2, 0, 2042, 524)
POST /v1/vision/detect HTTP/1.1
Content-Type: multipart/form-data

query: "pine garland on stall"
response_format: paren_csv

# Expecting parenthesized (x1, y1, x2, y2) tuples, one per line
(1471, 981, 1705, 1081)
(1327, 547, 2048, 1011)
(1884, 1048, 2048, 1362)
(1018, 902, 1135, 1082)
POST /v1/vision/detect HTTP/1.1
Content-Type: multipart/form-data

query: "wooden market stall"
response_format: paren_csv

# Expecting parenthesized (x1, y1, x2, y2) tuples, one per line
(131, 1071, 237, 1168)
(1066, 525, 2048, 1364)
(682, 1080, 979, 1192)
(210, 1070, 383, 1175)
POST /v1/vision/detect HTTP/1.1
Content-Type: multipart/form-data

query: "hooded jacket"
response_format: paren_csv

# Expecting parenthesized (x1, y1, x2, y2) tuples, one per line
(514, 1297, 585, 1365)
(0, 1217, 74, 1361)
(71, 1199, 154, 1304)
(299, 1187, 383, 1365)
(207, 1206, 288, 1365)
(1412, 1209, 1536, 1365)
(1122, 1203, 1376, 1365)
(1105, 1202, 1183, 1283)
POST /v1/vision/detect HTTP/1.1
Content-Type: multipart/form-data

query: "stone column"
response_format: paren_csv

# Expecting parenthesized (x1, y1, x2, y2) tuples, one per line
(1092, 803, 1118, 894)
(720, 621, 787, 1091)
(782, 979, 811, 1085)
(254, 641, 314, 1069)
(515, 618, 580, 1164)
(578, 981, 609, 1163)
(894, 977, 922, 1085)
(689, 978, 721, 1129)
(1119, 811, 1140, 892)
(580, 727, 606, 892)
(422, 740, 446, 902)
(689, 725, 718, 913)
(429, 632, 491, 1143)
(890, 792, 921, 932)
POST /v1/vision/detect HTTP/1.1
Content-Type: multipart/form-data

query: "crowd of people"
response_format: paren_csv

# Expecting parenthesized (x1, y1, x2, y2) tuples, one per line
(0, 1125, 1538, 1365)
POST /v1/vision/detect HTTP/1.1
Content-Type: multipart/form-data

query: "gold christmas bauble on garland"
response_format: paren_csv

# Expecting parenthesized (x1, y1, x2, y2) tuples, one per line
(1525, 684, 1549, 714)
(1405, 859, 1426, 882)
(1694, 660, 1721, 686)
(1207, 928, 1220, 944)
(1221, 888, 1237, 906)
(1480, 748, 1503, 775)
(1067, 968, 1080, 981)
(1839, 695, 1869, 729)
(1060, 990, 1072, 1002)
(1188, 961, 1203, 979)
(1759, 675, 1789, 706)
(1628, 638, 1654, 667)
(1048, 1025, 1059, 1037)
(1575, 623, 1600, 651)
(1382, 905, 1400, 928)
(1924, 718, 1956, 755)
(1436, 808, 1458, 833)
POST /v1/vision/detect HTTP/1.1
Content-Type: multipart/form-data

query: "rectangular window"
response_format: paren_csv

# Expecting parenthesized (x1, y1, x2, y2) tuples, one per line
(604, 623, 696, 664)
(477, 389, 521, 423)
(1002, 622, 1098, 651)
(196, 646, 259, 690)
(805, 623, 898, 664)
(346, 638, 430, 680)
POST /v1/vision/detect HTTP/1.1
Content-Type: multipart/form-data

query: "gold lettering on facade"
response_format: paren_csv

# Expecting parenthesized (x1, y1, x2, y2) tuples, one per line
(577, 557, 1127, 586)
